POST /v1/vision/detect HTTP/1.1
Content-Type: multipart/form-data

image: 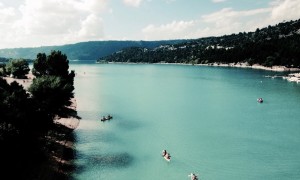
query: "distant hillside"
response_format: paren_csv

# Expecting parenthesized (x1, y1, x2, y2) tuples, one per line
(99, 19, 300, 68)
(0, 40, 187, 60)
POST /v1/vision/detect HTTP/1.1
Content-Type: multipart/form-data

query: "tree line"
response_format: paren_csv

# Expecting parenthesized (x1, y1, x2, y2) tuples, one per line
(0, 50, 76, 179)
(98, 19, 300, 68)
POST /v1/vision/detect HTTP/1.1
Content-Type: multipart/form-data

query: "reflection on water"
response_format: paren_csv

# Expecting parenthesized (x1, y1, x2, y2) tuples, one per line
(89, 153, 133, 168)
(75, 152, 133, 169)
(115, 118, 144, 131)
(72, 152, 134, 179)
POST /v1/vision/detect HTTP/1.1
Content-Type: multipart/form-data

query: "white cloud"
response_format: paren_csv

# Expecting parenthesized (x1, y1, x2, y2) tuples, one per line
(123, 0, 143, 7)
(193, 0, 300, 38)
(140, 0, 300, 40)
(196, 7, 273, 37)
(0, 0, 108, 49)
(79, 0, 108, 13)
(77, 14, 104, 40)
(1, 0, 300, 49)
(142, 20, 196, 40)
(211, 0, 227, 3)
(140, 7, 273, 41)
(201, 8, 271, 24)
(0, 3, 17, 24)
(270, 0, 300, 22)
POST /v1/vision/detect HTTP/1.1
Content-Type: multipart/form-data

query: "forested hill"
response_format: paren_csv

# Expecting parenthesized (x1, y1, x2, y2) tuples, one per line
(98, 19, 300, 68)
(0, 40, 186, 60)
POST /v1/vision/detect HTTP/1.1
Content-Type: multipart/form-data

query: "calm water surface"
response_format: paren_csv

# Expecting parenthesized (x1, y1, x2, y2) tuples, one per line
(70, 62, 300, 180)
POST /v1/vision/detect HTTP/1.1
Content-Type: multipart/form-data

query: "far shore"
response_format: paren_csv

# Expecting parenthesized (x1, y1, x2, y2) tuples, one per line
(156, 62, 300, 72)
(104, 61, 300, 83)
(105, 61, 300, 72)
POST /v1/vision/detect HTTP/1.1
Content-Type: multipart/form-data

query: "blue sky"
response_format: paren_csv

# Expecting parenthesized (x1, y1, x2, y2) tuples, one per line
(0, 0, 299, 49)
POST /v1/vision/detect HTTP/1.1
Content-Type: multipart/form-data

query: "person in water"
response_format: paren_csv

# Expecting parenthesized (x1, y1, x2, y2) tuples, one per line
(165, 153, 171, 159)
(257, 98, 263, 103)
(189, 173, 198, 180)
(162, 150, 167, 157)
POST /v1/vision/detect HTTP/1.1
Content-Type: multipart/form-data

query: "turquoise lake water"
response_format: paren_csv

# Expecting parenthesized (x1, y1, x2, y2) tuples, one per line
(69, 62, 300, 180)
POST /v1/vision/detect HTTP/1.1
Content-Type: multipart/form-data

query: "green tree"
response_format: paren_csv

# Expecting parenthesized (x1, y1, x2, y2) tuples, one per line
(32, 50, 70, 78)
(0, 78, 11, 129)
(28, 75, 74, 118)
(264, 56, 276, 67)
(6, 59, 30, 78)
(4, 81, 30, 129)
(1, 51, 77, 180)
(32, 53, 47, 77)
(0, 64, 6, 76)
(30, 50, 75, 118)
(0, 78, 30, 134)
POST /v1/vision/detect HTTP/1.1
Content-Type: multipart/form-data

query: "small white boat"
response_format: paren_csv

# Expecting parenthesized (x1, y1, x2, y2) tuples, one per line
(163, 152, 171, 162)
(164, 155, 171, 162)
(162, 150, 167, 157)
(162, 150, 170, 161)
(100, 114, 113, 122)
(257, 98, 263, 103)
(188, 173, 198, 180)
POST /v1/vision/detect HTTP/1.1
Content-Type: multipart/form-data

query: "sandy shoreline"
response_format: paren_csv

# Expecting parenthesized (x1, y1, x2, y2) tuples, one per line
(54, 98, 80, 130)
(108, 61, 300, 72)
(204, 63, 300, 82)
(108, 61, 300, 83)
(3, 73, 34, 90)
(208, 63, 300, 72)
(155, 62, 300, 72)
(153, 62, 300, 83)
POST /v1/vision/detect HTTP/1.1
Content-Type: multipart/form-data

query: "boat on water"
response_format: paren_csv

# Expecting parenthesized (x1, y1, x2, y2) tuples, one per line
(188, 173, 199, 180)
(164, 154, 171, 161)
(161, 149, 171, 161)
(101, 114, 113, 122)
(257, 98, 263, 103)
(162, 150, 167, 157)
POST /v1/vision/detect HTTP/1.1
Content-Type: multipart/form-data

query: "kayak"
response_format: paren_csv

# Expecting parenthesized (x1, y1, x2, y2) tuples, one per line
(188, 173, 198, 180)
(164, 156, 171, 161)
(163, 154, 171, 162)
